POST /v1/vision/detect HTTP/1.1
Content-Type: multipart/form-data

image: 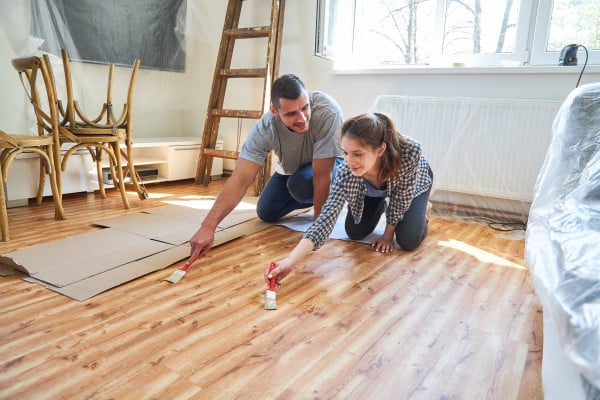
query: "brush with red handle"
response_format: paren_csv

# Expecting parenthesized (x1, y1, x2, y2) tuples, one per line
(164, 255, 199, 284)
(264, 262, 277, 310)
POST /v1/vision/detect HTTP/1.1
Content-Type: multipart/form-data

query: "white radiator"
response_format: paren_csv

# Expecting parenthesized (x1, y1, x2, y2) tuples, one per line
(371, 96, 563, 202)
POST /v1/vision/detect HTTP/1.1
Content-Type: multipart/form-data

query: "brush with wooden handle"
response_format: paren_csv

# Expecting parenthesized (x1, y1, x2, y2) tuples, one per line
(264, 261, 277, 310)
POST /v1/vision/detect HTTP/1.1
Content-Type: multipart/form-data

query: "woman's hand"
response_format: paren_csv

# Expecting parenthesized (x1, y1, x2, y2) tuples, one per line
(371, 236, 395, 253)
(264, 259, 294, 288)
(264, 238, 315, 289)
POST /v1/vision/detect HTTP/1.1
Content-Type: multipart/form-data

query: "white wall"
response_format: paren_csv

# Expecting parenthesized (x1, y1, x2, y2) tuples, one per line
(2, 0, 599, 162)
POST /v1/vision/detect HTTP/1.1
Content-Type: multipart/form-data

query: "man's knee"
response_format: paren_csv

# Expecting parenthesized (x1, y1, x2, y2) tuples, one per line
(256, 206, 282, 222)
(287, 174, 313, 203)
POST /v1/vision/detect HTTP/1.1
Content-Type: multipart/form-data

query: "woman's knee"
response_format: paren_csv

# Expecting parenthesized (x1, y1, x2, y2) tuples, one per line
(396, 237, 422, 251)
(346, 230, 368, 241)
(395, 225, 427, 251)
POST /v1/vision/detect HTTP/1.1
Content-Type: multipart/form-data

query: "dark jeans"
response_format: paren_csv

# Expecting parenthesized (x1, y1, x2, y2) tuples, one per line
(256, 157, 344, 222)
(345, 168, 433, 251)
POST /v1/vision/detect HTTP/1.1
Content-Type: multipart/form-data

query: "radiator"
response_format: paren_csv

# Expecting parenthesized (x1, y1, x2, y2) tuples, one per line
(371, 95, 563, 203)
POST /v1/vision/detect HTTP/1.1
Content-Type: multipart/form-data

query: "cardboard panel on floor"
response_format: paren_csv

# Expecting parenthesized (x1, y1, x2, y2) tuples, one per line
(93, 212, 200, 245)
(0, 202, 272, 301)
(23, 245, 190, 301)
(0, 228, 173, 287)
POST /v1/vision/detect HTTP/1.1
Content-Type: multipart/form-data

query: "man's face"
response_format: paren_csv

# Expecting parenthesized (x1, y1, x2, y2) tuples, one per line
(270, 91, 311, 133)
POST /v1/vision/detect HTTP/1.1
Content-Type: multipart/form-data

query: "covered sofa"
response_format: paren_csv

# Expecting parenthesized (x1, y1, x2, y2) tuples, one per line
(525, 82, 600, 399)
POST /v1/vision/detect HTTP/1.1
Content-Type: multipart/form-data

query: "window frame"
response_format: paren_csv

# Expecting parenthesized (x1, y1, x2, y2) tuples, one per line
(315, 0, 600, 69)
(529, 0, 600, 66)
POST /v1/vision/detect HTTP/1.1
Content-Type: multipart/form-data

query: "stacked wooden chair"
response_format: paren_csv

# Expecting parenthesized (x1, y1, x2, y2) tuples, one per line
(56, 48, 148, 207)
(5, 56, 69, 241)
(13, 49, 146, 215)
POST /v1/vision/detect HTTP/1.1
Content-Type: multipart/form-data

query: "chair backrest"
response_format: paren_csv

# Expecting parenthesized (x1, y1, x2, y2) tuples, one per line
(59, 48, 141, 132)
(11, 56, 64, 144)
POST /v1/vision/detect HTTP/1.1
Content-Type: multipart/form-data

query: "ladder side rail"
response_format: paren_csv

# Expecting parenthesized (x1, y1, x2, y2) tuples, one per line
(196, 0, 245, 184)
(255, 0, 285, 195)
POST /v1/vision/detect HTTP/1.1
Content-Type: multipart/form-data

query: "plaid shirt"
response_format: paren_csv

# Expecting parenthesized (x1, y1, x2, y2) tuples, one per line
(304, 135, 432, 249)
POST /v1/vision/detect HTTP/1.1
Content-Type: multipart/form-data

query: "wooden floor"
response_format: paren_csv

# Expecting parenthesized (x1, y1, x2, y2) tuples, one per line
(0, 180, 543, 399)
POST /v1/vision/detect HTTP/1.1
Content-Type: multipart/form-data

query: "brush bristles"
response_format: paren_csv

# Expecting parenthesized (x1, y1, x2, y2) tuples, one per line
(264, 290, 277, 310)
(164, 269, 186, 283)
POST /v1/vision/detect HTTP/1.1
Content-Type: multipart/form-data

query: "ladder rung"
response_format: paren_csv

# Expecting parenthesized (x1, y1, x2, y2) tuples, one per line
(203, 148, 239, 160)
(211, 109, 263, 119)
(225, 26, 270, 38)
(221, 68, 268, 78)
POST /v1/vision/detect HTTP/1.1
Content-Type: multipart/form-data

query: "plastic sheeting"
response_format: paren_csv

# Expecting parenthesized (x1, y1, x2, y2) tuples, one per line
(525, 82, 600, 398)
(31, 0, 187, 72)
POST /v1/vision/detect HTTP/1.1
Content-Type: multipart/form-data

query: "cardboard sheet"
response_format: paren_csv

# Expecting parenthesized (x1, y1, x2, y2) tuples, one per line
(0, 200, 268, 301)
(23, 245, 190, 301)
(93, 212, 199, 246)
(0, 228, 172, 287)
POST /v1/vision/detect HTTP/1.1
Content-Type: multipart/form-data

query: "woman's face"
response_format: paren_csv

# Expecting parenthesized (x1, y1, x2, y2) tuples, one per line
(341, 135, 385, 177)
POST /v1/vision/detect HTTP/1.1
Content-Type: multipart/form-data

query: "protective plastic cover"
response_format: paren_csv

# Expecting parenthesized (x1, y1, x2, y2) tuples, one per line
(525, 82, 600, 395)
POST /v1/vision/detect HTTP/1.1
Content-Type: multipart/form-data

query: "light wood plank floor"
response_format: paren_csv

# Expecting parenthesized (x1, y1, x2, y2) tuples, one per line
(0, 180, 543, 399)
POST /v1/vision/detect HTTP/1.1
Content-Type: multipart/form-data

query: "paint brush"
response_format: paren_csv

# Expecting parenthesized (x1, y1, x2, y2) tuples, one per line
(264, 262, 277, 310)
(165, 255, 199, 284)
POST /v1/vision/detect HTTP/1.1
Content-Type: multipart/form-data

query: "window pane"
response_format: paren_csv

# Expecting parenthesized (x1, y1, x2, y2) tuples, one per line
(442, 0, 521, 56)
(354, 0, 436, 65)
(317, 0, 355, 58)
(546, 0, 600, 51)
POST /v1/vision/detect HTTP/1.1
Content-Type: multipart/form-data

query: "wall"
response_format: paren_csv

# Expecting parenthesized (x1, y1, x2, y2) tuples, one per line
(2, 0, 599, 171)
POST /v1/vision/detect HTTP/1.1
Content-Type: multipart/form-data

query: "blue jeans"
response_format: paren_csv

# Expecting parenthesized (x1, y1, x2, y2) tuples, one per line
(345, 166, 433, 251)
(256, 157, 343, 222)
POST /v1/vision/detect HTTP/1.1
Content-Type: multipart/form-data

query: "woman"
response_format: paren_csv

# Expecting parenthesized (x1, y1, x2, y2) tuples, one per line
(266, 112, 433, 287)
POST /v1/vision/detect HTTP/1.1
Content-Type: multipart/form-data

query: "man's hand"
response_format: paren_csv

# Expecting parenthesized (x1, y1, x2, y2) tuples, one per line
(189, 224, 216, 261)
(187, 159, 261, 260)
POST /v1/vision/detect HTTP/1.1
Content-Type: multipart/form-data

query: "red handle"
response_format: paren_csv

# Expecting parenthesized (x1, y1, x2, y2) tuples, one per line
(268, 262, 276, 291)
(180, 261, 192, 272)
(181, 254, 200, 272)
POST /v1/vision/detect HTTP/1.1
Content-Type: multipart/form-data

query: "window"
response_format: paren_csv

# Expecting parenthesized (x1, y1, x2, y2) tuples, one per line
(315, 0, 600, 68)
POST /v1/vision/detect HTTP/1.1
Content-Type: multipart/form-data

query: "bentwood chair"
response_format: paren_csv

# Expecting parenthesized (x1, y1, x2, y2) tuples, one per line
(55, 48, 148, 207)
(13, 54, 130, 211)
(0, 127, 66, 241)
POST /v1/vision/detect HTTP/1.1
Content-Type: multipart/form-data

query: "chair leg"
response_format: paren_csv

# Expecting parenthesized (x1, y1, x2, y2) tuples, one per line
(46, 145, 66, 221)
(0, 168, 9, 241)
(111, 142, 130, 209)
(53, 138, 63, 199)
(96, 150, 107, 199)
(122, 147, 148, 200)
(35, 157, 46, 206)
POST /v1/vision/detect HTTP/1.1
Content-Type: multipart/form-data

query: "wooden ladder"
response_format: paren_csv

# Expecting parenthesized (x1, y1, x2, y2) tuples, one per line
(195, 0, 285, 195)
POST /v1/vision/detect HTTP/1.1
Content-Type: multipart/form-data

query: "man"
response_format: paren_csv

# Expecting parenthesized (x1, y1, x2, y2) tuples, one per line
(189, 74, 343, 260)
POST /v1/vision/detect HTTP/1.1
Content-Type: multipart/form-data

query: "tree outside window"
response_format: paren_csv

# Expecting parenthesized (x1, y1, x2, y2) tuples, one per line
(316, 0, 600, 68)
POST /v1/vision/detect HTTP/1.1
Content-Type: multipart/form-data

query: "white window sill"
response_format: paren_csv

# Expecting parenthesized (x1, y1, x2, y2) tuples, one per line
(333, 65, 600, 75)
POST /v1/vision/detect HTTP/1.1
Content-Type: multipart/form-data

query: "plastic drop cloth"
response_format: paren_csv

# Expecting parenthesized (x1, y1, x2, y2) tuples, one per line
(525, 82, 600, 396)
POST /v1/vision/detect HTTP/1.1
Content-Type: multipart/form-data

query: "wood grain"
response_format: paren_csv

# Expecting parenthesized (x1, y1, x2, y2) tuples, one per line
(0, 179, 543, 399)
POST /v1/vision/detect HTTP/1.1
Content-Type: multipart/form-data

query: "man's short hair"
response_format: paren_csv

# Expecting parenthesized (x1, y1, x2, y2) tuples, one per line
(271, 74, 307, 108)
